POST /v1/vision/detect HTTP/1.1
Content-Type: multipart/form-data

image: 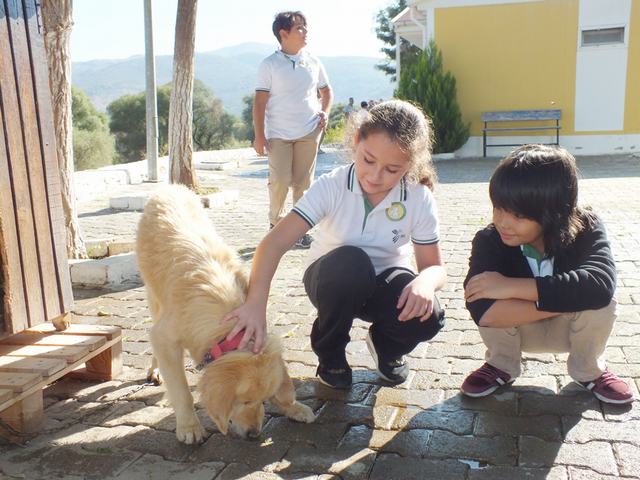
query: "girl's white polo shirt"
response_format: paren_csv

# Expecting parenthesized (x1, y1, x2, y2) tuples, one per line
(255, 50, 330, 141)
(292, 164, 440, 274)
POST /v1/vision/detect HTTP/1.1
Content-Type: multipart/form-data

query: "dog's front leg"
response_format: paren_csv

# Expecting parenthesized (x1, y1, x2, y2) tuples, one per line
(270, 360, 316, 423)
(150, 326, 206, 444)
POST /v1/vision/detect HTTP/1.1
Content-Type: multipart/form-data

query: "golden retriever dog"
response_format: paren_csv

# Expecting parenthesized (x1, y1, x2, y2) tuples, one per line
(136, 184, 315, 444)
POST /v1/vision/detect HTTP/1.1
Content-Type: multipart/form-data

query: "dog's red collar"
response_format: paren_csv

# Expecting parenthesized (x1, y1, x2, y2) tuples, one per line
(195, 330, 245, 370)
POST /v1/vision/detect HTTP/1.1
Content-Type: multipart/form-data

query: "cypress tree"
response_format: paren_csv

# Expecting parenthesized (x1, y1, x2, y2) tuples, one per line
(397, 40, 470, 154)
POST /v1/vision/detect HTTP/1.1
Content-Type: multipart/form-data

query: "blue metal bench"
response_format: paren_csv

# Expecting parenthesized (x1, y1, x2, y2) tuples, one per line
(481, 109, 561, 157)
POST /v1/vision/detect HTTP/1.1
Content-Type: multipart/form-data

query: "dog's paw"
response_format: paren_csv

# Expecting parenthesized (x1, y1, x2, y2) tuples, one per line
(286, 402, 316, 423)
(176, 419, 206, 444)
(147, 368, 162, 385)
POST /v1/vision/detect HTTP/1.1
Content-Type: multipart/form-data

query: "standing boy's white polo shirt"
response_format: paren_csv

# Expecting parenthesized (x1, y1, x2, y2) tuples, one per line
(292, 164, 440, 274)
(255, 50, 329, 140)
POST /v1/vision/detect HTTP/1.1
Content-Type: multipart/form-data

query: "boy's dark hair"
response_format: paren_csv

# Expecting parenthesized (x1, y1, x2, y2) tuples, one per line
(272, 11, 306, 43)
(360, 100, 368, 109)
(489, 144, 595, 255)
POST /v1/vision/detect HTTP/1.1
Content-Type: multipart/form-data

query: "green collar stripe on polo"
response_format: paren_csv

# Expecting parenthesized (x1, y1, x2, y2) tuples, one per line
(400, 176, 407, 201)
(347, 164, 355, 191)
(522, 244, 544, 267)
(362, 196, 374, 231)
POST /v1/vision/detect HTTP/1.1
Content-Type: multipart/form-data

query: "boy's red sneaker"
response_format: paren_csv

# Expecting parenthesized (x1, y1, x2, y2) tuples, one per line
(579, 370, 634, 404)
(461, 362, 514, 397)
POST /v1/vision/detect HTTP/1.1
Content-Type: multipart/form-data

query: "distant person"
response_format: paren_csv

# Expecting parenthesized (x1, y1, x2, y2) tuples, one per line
(355, 100, 370, 122)
(253, 11, 333, 248)
(368, 99, 375, 110)
(224, 101, 446, 389)
(462, 145, 633, 404)
(344, 97, 355, 119)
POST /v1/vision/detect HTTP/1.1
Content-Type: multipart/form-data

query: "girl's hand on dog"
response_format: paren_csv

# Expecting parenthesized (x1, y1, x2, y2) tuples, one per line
(223, 301, 267, 353)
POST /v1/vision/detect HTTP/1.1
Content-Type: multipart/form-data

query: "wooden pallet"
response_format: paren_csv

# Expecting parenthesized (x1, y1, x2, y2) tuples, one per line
(0, 323, 122, 443)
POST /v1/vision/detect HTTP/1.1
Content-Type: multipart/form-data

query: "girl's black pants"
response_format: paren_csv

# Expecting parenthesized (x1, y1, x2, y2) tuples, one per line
(303, 245, 445, 368)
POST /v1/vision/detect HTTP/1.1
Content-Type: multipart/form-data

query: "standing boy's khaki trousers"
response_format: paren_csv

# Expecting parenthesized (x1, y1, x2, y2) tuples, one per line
(479, 300, 617, 382)
(267, 127, 322, 226)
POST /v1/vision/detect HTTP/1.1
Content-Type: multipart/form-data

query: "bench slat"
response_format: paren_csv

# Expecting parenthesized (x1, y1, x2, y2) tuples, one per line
(482, 109, 561, 121)
(5, 333, 106, 351)
(0, 356, 67, 376)
(0, 372, 42, 393)
(483, 126, 561, 132)
(0, 389, 12, 403)
(485, 141, 561, 148)
(0, 344, 90, 363)
(24, 323, 121, 341)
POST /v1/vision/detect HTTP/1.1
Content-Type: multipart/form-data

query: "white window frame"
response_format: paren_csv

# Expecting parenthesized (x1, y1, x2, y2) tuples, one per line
(578, 23, 628, 50)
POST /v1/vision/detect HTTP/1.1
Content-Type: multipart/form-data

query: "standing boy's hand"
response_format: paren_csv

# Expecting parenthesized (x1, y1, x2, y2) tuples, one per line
(222, 300, 267, 353)
(397, 276, 435, 322)
(253, 135, 269, 156)
(317, 111, 328, 130)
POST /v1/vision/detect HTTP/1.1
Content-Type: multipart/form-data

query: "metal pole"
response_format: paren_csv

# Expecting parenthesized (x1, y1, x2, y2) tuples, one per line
(144, 0, 159, 182)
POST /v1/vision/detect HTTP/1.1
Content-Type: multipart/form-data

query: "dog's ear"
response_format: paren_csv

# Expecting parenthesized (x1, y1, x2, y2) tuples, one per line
(199, 367, 235, 435)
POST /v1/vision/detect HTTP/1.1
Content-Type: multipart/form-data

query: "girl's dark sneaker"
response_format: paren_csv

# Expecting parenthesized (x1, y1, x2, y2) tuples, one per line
(295, 233, 313, 249)
(461, 362, 514, 397)
(580, 370, 634, 404)
(366, 332, 409, 385)
(316, 363, 352, 389)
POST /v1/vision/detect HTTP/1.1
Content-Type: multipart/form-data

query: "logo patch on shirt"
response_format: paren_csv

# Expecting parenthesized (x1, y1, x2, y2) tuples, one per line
(392, 228, 406, 243)
(386, 202, 406, 221)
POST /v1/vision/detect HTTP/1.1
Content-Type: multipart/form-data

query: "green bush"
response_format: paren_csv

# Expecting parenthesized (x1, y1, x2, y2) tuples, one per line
(107, 86, 171, 163)
(73, 128, 117, 171)
(323, 117, 346, 145)
(396, 40, 469, 153)
(107, 81, 237, 163)
(240, 93, 255, 143)
(192, 80, 236, 151)
(72, 87, 117, 170)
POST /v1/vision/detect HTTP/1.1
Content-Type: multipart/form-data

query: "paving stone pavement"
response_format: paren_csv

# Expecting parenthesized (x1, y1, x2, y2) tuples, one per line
(1, 149, 639, 479)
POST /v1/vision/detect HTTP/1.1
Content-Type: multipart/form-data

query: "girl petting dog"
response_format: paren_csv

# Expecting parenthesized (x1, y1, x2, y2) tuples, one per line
(224, 100, 446, 389)
(462, 144, 633, 404)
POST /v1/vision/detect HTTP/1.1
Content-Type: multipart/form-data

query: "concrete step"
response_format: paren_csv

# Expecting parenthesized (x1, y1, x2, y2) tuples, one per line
(85, 239, 136, 259)
(109, 190, 239, 211)
(69, 253, 140, 288)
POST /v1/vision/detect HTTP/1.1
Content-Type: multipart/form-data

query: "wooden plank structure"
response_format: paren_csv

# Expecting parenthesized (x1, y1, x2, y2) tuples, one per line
(0, 0, 122, 443)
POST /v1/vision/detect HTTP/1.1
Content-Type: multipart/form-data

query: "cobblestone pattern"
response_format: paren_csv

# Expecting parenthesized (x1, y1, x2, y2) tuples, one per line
(1, 151, 639, 479)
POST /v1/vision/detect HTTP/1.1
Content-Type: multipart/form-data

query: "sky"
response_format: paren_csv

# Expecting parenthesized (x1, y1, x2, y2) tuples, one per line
(70, 0, 392, 62)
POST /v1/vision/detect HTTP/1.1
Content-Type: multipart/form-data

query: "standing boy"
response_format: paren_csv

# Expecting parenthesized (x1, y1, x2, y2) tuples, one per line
(253, 11, 333, 248)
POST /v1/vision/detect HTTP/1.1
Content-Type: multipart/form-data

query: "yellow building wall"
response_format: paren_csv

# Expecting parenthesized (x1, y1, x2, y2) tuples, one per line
(434, 0, 579, 136)
(625, 0, 640, 132)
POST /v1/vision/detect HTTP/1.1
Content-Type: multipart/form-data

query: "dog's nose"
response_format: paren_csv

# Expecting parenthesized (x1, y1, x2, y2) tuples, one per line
(247, 428, 261, 439)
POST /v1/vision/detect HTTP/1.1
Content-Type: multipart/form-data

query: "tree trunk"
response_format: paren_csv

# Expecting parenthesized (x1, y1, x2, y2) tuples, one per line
(41, 0, 87, 258)
(169, 0, 198, 188)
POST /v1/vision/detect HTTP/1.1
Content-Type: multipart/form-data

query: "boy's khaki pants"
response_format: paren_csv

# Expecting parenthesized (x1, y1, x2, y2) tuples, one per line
(267, 127, 322, 226)
(479, 300, 617, 382)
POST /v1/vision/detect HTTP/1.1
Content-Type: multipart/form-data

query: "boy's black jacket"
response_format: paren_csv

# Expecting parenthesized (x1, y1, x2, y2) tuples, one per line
(464, 216, 616, 325)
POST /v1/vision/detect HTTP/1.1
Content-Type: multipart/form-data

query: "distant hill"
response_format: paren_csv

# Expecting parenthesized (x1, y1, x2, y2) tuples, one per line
(72, 42, 395, 116)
